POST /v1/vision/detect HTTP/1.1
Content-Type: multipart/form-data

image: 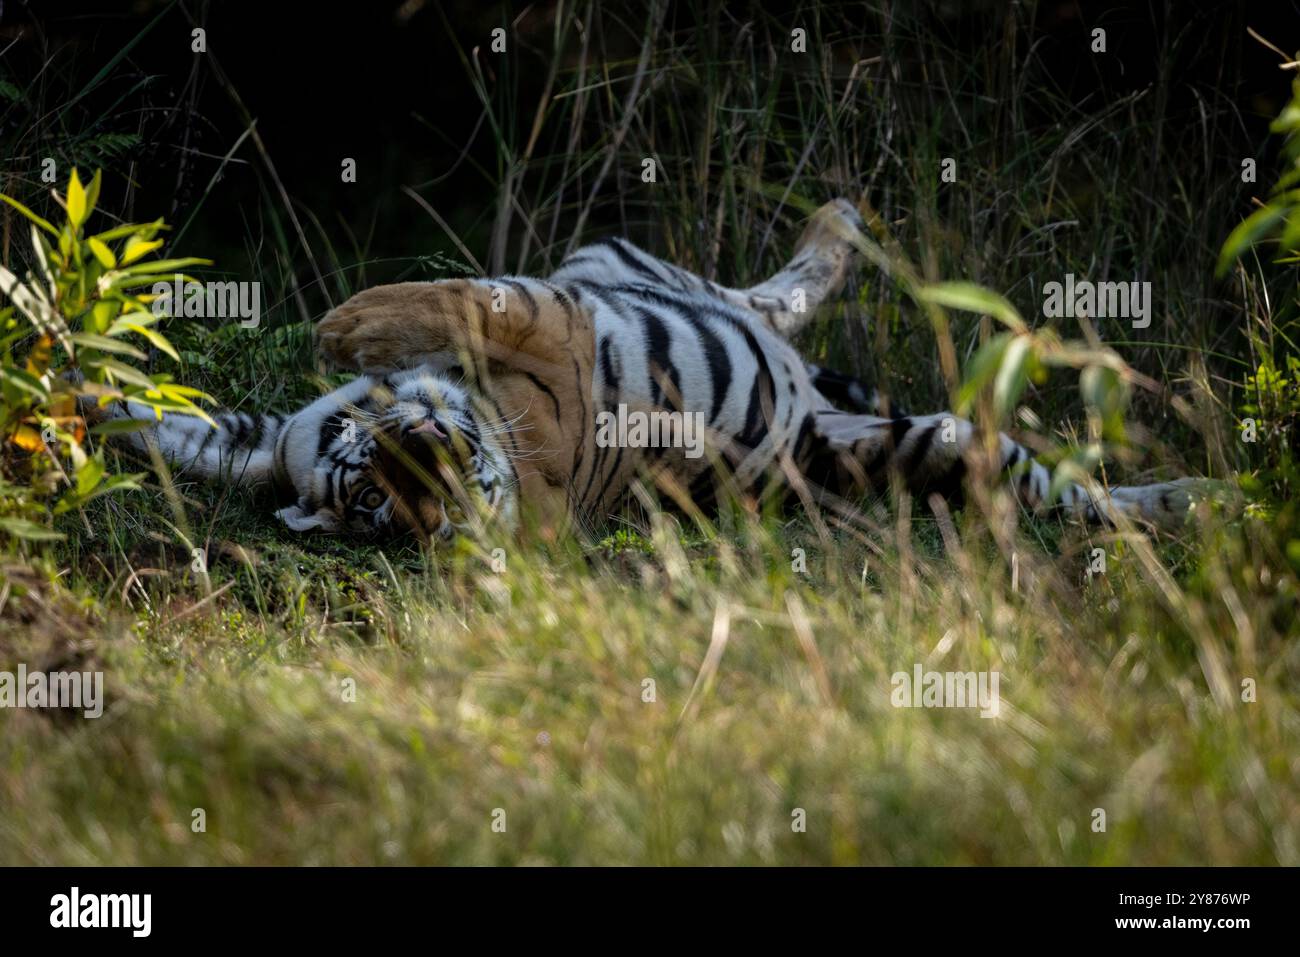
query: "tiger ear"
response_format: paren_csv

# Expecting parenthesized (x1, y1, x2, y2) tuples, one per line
(275, 501, 339, 532)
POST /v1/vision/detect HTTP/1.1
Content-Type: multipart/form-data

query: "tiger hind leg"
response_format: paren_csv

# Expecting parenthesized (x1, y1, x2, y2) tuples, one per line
(737, 198, 866, 339)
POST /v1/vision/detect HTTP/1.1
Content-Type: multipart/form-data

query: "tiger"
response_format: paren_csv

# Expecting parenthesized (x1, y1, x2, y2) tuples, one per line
(104, 198, 1202, 544)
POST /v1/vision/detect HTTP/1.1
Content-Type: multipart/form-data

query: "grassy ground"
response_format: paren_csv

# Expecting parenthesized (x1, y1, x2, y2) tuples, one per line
(2, 491, 1296, 865)
(1, 2, 1298, 864)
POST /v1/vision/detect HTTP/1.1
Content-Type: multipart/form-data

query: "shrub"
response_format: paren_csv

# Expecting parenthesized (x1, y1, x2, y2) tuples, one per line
(1218, 75, 1300, 513)
(0, 169, 211, 545)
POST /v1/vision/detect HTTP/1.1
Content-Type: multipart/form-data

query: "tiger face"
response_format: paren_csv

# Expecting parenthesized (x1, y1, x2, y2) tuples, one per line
(273, 368, 517, 541)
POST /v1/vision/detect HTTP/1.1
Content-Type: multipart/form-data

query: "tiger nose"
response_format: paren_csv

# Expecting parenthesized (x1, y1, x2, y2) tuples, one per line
(408, 418, 448, 440)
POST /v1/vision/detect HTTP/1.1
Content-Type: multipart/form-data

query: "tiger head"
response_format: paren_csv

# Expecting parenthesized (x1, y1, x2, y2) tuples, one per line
(279, 277, 599, 544)
(273, 367, 518, 542)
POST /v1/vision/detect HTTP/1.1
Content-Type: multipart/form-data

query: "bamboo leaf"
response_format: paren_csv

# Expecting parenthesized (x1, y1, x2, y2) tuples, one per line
(84, 169, 103, 217)
(0, 364, 50, 400)
(87, 236, 117, 269)
(70, 332, 148, 360)
(118, 322, 180, 361)
(0, 193, 59, 236)
(88, 356, 156, 390)
(115, 256, 210, 276)
(89, 298, 120, 334)
(918, 281, 1028, 332)
(120, 236, 164, 265)
(67, 169, 88, 227)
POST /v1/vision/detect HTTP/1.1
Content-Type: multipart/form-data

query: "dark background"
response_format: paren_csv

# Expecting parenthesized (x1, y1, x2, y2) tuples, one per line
(3, 0, 1300, 323)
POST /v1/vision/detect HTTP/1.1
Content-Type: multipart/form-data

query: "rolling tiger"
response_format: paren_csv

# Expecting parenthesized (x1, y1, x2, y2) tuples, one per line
(106, 199, 1202, 543)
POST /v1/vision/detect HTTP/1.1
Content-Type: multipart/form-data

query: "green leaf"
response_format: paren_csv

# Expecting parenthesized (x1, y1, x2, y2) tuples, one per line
(67, 169, 88, 228)
(1217, 204, 1288, 276)
(31, 225, 58, 288)
(98, 270, 204, 294)
(75, 454, 106, 497)
(0, 518, 65, 542)
(154, 382, 211, 400)
(115, 256, 210, 276)
(0, 364, 51, 400)
(1080, 364, 1129, 442)
(89, 298, 121, 334)
(992, 335, 1033, 423)
(92, 219, 164, 244)
(1047, 448, 1103, 507)
(53, 470, 144, 513)
(918, 281, 1028, 333)
(84, 356, 156, 390)
(84, 169, 103, 217)
(120, 236, 163, 265)
(0, 193, 59, 236)
(70, 332, 148, 360)
(1270, 102, 1300, 134)
(87, 236, 117, 269)
(89, 417, 152, 436)
(955, 332, 1013, 415)
(117, 322, 180, 361)
(106, 307, 161, 331)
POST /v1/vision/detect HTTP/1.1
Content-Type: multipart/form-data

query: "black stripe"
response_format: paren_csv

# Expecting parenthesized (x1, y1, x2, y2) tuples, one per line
(890, 416, 912, 449)
(498, 277, 539, 321)
(317, 411, 346, 459)
(692, 315, 733, 425)
(596, 237, 668, 284)
(615, 238, 682, 287)
(246, 415, 265, 452)
(556, 253, 599, 271)
(635, 305, 682, 412)
(571, 356, 589, 482)
(273, 414, 296, 488)
(580, 342, 623, 505)
(905, 423, 938, 475)
(570, 279, 638, 327)
(196, 419, 222, 457)
(548, 283, 576, 315)
(590, 402, 627, 511)
(607, 283, 753, 427)
(736, 324, 776, 451)
(791, 413, 818, 463)
(522, 371, 561, 421)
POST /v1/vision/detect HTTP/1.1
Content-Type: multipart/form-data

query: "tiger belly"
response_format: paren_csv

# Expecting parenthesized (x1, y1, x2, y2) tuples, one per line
(575, 282, 823, 511)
